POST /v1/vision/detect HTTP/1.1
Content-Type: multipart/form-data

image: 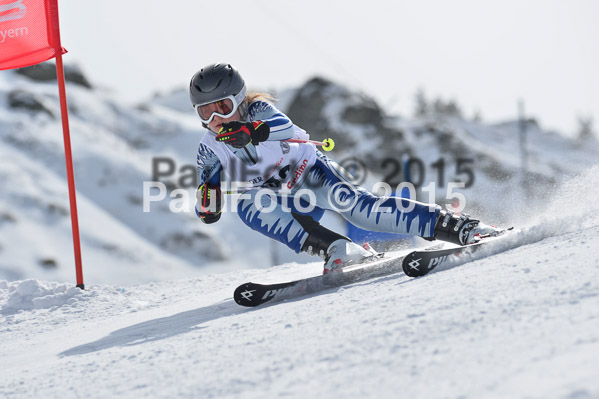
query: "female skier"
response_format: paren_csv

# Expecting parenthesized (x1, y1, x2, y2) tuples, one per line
(190, 63, 501, 274)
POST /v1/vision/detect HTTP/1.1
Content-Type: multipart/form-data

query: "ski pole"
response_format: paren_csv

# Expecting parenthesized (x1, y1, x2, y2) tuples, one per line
(224, 187, 290, 195)
(224, 188, 253, 195)
(285, 137, 335, 151)
(224, 187, 297, 195)
(222, 138, 335, 195)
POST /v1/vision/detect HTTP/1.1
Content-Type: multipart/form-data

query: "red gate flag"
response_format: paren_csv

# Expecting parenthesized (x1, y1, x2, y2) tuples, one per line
(0, 0, 84, 289)
(0, 0, 66, 70)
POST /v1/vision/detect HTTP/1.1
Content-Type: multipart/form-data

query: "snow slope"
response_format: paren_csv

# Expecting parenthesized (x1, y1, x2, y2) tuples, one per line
(0, 68, 314, 284)
(2, 66, 599, 285)
(1, 165, 598, 398)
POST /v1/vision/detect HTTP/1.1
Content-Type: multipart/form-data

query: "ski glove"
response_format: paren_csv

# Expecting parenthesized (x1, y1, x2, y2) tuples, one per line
(196, 183, 222, 224)
(215, 121, 270, 148)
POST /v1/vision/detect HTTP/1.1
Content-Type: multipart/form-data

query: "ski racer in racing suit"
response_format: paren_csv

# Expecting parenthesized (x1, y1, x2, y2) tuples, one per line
(190, 63, 502, 274)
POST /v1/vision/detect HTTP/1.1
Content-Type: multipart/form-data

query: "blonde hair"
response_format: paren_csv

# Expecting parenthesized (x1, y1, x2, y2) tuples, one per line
(245, 91, 278, 104)
(240, 91, 278, 118)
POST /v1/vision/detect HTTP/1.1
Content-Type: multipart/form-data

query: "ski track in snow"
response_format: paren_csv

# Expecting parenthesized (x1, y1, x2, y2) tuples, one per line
(1, 167, 599, 399)
(1, 71, 599, 397)
(0, 228, 598, 399)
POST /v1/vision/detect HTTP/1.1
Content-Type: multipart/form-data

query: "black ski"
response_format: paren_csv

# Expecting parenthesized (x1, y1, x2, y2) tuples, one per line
(402, 242, 485, 277)
(234, 231, 518, 307)
(234, 250, 418, 307)
(402, 229, 516, 277)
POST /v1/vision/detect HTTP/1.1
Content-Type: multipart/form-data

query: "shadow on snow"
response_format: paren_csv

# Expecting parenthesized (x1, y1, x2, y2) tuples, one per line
(60, 299, 242, 357)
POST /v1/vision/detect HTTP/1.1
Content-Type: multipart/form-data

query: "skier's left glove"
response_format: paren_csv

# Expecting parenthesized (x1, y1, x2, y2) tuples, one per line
(215, 121, 270, 148)
(196, 183, 222, 224)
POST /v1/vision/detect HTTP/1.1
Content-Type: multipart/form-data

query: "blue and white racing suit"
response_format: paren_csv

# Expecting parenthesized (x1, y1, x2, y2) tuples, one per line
(196, 101, 440, 253)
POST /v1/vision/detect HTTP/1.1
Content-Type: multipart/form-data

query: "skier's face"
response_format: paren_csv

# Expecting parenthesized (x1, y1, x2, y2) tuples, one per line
(208, 110, 241, 133)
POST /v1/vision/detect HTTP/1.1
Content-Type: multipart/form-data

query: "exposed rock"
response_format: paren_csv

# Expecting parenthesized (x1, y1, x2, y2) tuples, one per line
(7, 89, 54, 118)
(285, 77, 409, 161)
(39, 258, 58, 269)
(15, 62, 93, 88)
(0, 213, 17, 225)
(160, 231, 226, 262)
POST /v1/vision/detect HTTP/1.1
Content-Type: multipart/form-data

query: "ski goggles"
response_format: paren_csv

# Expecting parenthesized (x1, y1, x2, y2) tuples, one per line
(194, 87, 246, 124)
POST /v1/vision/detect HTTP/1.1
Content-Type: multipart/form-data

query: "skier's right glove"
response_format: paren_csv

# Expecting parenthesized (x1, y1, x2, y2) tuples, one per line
(216, 121, 270, 148)
(196, 183, 222, 224)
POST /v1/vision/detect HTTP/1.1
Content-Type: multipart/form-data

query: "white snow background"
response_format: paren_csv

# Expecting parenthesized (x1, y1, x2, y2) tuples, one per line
(0, 65, 598, 398)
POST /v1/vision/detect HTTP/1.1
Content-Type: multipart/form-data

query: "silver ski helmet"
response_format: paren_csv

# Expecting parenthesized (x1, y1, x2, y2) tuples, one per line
(189, 63, 247, 123)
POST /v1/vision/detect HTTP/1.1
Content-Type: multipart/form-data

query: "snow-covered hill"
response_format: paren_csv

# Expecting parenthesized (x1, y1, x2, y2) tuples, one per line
(1, 63, 599, 285)
(0, 65, 295, 284)
(1, 165, 598, 398)
(0, 66, 599, 283)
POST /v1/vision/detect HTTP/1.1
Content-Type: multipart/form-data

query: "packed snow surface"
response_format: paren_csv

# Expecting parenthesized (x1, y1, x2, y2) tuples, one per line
(2, 65, 599, 398)
(1, 166, 598, 398)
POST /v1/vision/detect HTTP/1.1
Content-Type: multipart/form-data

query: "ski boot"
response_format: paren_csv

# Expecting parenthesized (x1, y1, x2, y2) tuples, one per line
(433, 210, 503, 246)
(293, 212, 379, 275)
(322, 240, 380, 274)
